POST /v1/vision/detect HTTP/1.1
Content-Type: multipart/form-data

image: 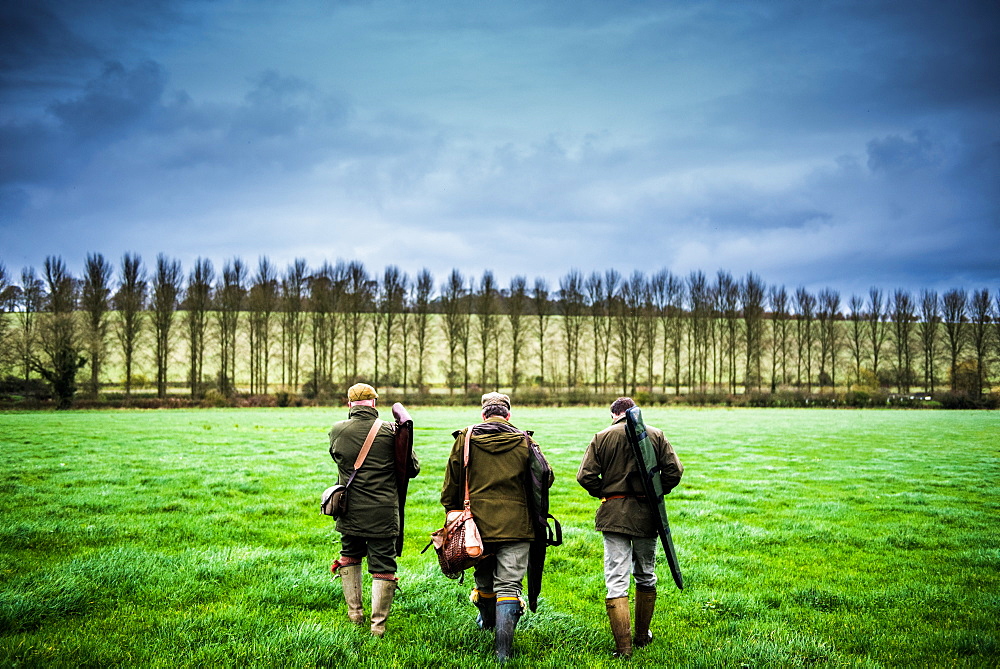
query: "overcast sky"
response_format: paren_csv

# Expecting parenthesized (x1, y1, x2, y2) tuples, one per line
(2, 0, 998, 300)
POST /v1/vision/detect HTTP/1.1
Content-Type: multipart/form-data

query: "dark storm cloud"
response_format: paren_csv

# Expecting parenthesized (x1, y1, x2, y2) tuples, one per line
(0, 2, 97, 75)
(2, 57, 358, 192)
(859, 1, 1000, 111)
(0, 0, 193, 95)
(0, 0, 196, 192)
(49, 60, 167, 141)
(146, 70, 375, 179)
(699, 0, 1000, 133)
(0, 60, 167, 190)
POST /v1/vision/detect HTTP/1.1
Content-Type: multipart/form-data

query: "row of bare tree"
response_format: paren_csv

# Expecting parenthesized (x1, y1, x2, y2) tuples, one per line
(1, 254, 997, 407)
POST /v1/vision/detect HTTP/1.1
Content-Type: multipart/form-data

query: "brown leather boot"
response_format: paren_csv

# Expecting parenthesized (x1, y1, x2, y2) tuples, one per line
(634, 587, 657, 648)
(370, 576, 398, 638)
(335, 563, 365, 626)
(606, 596, 632, 658)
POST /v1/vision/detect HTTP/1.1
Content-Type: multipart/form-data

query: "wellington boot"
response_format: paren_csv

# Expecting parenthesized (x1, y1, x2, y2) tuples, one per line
(606, 596, 632, 658)
(471, 589, 497, 630)
(633, 588, 657, 648)
(495, 599, 523, 662)
(370, 577, 398, 638)
(339, 564, 365, 627)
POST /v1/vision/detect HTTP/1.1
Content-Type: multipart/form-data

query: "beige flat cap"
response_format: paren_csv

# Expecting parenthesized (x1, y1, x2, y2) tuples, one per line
(347, 383, 378, 402)
(481, 391, 511, 410)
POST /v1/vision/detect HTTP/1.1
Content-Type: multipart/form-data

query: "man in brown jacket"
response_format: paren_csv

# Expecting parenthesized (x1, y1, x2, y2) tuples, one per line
(329, 382, 419, 637)
(576, 397, 683, 658)
(441, 392, 539, 662)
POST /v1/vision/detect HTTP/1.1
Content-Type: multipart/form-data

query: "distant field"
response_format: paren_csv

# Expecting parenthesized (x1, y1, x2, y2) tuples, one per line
(1, 407, 997, 667)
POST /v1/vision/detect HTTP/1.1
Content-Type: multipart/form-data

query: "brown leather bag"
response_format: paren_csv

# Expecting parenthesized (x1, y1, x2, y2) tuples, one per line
(426, 425, 485, 578)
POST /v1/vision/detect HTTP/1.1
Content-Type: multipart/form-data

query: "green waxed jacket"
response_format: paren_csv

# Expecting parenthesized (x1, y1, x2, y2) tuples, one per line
(440, 416, 534, 542)
(576, 416, 683, 537)
(329, 405, 419, 538)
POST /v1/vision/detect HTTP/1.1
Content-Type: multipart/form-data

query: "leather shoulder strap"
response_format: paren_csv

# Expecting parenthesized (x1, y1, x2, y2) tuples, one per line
(462, 424, 476, 507)
(463, 424, 476, 466)
(353, 419, 383, 470)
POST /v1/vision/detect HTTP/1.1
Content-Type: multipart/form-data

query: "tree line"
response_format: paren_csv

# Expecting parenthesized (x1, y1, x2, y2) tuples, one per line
(0, 254, 997, 408)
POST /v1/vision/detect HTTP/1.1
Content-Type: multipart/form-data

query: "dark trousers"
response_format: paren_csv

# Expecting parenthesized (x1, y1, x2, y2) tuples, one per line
(339, 534, 397, 574)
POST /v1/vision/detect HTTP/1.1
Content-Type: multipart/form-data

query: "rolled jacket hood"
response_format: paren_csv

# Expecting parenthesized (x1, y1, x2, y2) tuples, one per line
(459, 417, 525, 455)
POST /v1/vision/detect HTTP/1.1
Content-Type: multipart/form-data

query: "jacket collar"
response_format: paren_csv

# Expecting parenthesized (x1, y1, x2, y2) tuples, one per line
(349, 405, 379, 420)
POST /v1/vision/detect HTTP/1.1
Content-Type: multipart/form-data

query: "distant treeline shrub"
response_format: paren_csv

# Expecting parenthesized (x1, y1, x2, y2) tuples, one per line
(1, 254, 997, 410)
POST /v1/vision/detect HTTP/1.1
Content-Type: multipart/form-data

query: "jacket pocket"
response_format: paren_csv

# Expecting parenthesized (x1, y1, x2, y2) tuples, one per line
(471, 496, 531, 540)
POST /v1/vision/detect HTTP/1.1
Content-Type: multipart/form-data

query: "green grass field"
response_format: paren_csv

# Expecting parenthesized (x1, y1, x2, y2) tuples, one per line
(1, 407, 997, 667)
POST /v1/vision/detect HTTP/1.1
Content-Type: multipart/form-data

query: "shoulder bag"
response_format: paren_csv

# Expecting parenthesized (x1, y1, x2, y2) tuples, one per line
(425, 425, 485, 578)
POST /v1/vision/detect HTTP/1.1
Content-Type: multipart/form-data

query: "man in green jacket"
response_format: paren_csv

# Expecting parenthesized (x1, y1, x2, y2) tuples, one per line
(576, 397, 683, 657)
(441, 392, 540, 661)
(329, 382, 419, 637)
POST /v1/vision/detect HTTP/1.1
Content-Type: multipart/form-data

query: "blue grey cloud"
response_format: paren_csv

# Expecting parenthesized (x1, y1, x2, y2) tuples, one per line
(0, 0, 998, 294)
(0, 2, 97, 74)
(867, 132, 938, 174)
(49, 60, 167, 141)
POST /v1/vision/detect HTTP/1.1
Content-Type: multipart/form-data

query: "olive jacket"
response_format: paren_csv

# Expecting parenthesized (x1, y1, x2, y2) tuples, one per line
(440, 416, 535, 542)
(576, 416, 683, 537)
(329, 405, 420, 538)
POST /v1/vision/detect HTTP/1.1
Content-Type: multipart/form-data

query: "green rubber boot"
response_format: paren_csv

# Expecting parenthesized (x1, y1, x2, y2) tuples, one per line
(495, 598, 523, 662)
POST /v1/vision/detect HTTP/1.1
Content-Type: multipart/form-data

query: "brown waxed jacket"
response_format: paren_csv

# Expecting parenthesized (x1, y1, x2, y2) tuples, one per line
(576, 416, 683, 537)
(329, 405, 419, 538)
(440, 416, 534, 542)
